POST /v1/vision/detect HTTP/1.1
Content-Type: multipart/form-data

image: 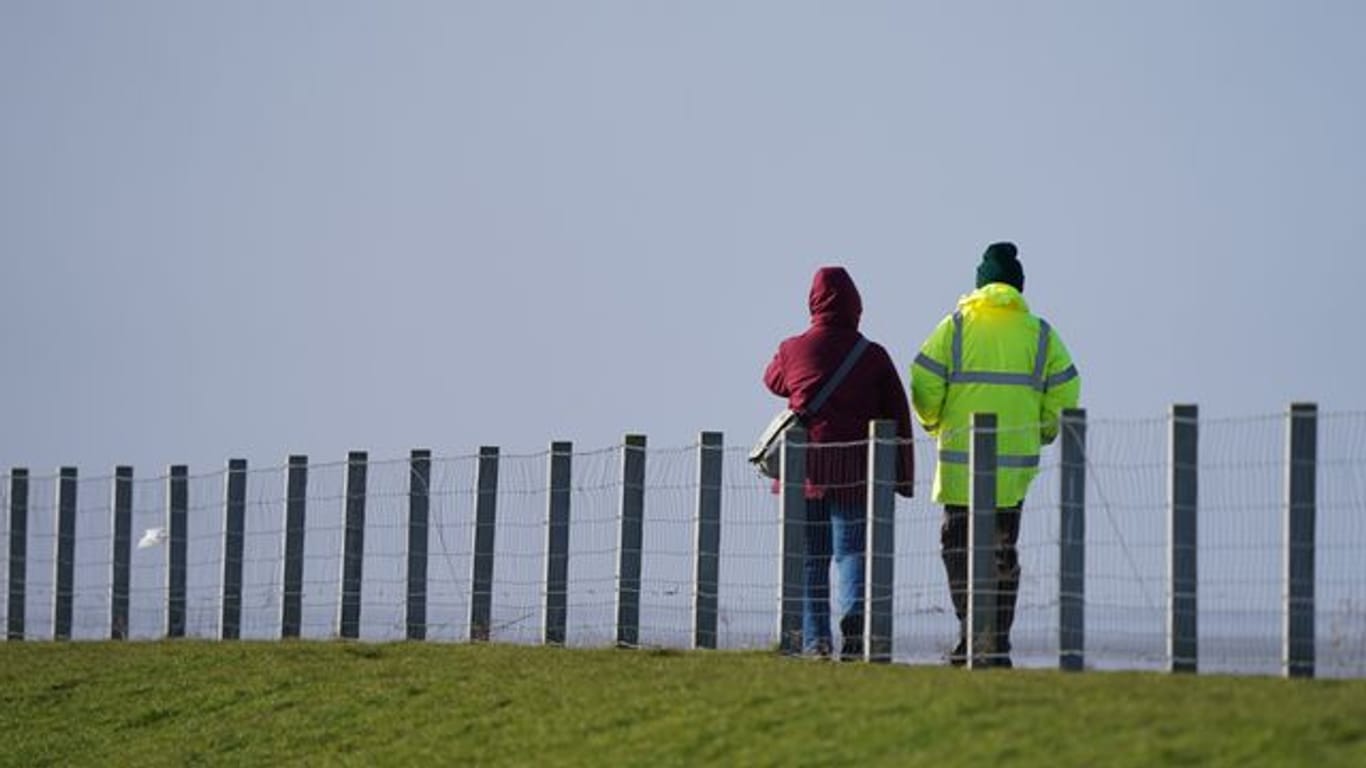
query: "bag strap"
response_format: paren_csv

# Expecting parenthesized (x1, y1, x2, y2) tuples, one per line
(802, 337, 870, 417)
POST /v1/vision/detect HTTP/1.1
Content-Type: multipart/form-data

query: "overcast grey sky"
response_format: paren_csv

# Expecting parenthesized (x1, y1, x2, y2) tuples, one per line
(3, 1, 1364, 473)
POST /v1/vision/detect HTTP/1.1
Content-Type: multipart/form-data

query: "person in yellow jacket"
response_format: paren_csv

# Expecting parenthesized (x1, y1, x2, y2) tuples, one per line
(911, 242, 1080, 667)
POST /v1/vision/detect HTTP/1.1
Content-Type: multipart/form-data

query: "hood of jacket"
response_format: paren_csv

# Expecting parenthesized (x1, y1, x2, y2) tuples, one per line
(956, 282, 1030, 315)
(808, 267, 862, 329)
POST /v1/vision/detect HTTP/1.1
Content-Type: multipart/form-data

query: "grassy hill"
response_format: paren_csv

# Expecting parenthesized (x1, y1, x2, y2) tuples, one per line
(2, 641, 1363, 766)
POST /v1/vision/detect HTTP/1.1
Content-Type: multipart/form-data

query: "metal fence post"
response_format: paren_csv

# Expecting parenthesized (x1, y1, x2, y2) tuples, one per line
(54, 467, 77, 641)
(1059, 408, 1087, 671)
(407, 449, 431, 641)
(865, 420, 896, 663)
(778, 425, 807, 655)
(616, 435, 646, 648)
(7, 469, 27, 641)
(1285, 402, 1317, 679)
(544, 441, 572, 646)
(470, 446, 499, 642)
(339, 451, 367, 640)
(222, 459, 247, 640)
(167, 465, 188, 639)
(695, 432, 723, 650)
(282, 455, 308, 639)
(1169, 404, 1198, 673)
(968, 413, 999, 669)
(111, 466, 133, 640)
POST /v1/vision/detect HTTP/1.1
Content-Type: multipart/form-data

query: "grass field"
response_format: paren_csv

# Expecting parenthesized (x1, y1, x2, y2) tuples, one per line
(2, 641, 1364, 766)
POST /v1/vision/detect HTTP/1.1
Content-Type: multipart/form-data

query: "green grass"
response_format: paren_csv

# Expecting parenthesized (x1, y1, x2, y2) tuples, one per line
(2, 642, 1364, 767)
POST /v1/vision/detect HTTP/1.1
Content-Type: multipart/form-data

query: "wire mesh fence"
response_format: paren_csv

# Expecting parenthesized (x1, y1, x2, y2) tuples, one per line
(2, 407, 1363, 678)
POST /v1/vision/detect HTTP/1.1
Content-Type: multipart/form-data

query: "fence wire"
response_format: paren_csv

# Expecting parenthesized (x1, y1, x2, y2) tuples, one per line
(2, 410, 1363, 678)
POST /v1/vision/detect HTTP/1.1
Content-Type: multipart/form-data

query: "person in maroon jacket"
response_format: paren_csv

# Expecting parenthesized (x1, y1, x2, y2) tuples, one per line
(763, 266, 916, 659)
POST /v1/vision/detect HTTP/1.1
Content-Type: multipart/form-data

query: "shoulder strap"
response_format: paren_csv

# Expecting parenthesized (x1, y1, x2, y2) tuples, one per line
(804, 337, 870, 417)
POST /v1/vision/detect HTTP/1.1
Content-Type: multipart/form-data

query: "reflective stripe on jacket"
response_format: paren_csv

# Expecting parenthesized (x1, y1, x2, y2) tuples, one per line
(910, 283, 1080, 506)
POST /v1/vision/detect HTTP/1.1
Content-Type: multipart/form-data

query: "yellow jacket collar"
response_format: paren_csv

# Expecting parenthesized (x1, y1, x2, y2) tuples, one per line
(957, 283, 1029, 314)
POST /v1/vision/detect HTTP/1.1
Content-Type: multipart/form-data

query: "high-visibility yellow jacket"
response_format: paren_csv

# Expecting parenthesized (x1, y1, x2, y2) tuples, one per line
(911, 283, 1081, 507)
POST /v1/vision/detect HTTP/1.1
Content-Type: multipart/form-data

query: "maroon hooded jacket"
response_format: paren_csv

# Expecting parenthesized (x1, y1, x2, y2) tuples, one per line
(764, 267, 916, 501)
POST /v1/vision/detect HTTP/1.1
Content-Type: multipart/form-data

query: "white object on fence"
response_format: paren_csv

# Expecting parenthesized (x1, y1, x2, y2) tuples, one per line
(137, 527, 167, 549)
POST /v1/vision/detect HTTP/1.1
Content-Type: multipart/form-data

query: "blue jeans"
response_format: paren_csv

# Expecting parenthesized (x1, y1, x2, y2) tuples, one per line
(803, 498, 866, 656)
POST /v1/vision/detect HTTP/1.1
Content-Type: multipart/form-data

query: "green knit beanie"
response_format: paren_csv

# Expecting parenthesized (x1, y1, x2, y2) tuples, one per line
(976, 241, 1024, 292)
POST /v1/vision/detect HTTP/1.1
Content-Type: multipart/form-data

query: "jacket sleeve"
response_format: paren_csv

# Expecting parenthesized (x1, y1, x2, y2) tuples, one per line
(763, 344, 789, 398)
(873, 345, 917, 498)
(910, 316, 954, 437)
(1040, 328, 1081, 444)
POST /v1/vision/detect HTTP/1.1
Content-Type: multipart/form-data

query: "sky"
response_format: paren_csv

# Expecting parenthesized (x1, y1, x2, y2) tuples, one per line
(3, 0, 1365, 474)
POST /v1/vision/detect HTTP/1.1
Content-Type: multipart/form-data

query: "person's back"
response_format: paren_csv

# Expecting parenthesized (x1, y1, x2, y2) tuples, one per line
(764, 266, 915, 501)
(911, 244, 1079, 507)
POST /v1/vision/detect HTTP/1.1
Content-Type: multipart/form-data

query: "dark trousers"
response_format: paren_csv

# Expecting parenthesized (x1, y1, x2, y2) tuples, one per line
(941, 504, 1022, 656)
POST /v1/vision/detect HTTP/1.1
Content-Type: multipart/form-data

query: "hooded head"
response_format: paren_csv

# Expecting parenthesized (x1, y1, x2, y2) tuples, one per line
(808, 266, 862, 329)
(976, 241, 1024, 292)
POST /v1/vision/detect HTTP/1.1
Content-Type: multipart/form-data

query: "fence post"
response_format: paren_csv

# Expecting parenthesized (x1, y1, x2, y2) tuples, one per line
(407, 449, 431, 641)
(778, 425, 807, 655)
(865, 420, 897, 663)
(695, 431, 723, 650)
(282, 455, 308, 639)
(470, 446, 499, 642)
(968, 413, 999, 669)
(54, 467, 77, 641)
(544, 441, 573, 646)
(7, 469, 27, 640)
(339, 451, 367, 640)
(167, 465, 188, 639)
(1059, 408, 1087, 671)
(111, 466, 133, 640)
(1169, 404, 1198, 673)
(1285, 402, 1317, 679)
(616, 435, 646, 648)
(222, 459, 247, 640)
